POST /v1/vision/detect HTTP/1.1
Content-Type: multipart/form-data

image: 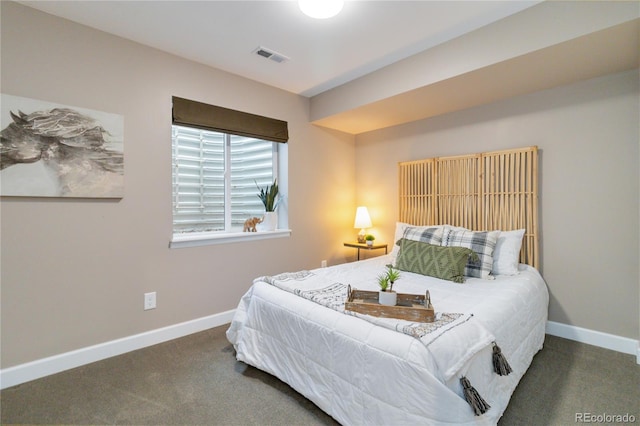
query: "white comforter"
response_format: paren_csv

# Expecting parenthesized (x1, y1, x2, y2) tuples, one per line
(227, 255, 549, 425)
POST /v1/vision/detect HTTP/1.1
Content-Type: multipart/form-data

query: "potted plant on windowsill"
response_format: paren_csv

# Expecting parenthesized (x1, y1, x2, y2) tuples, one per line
(364, 234, 375, 246)
(256, 179, 280, 231)
(378, 265, 401, 306)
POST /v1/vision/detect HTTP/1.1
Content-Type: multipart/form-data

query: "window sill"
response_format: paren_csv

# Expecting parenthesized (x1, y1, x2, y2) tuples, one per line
(169, 229, 292, 249)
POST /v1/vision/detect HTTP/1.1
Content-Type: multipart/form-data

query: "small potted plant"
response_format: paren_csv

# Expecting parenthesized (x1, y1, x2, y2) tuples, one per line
(377, 274, 395, 306)
(386, 265, 401, 290)
(364, 234, 375, 246)
(255, 179, 280, 231)
(378, 265, 401, 306)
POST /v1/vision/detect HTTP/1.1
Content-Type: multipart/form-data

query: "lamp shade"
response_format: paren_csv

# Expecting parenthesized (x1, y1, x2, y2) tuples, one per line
(354, 206, 372, 229)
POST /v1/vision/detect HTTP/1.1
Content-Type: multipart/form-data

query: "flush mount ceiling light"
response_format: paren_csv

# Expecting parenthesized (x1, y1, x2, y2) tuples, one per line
(298, 0, 344, 19)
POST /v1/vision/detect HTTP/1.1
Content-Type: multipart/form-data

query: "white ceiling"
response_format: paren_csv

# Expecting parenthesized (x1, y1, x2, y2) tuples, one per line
(18, 0, 541, 97)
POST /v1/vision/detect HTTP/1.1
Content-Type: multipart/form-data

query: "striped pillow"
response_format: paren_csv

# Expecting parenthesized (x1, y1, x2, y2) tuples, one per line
(390, 224, 445, 263)
(401, 226, 444, 245)
(442, 227, 500, 279)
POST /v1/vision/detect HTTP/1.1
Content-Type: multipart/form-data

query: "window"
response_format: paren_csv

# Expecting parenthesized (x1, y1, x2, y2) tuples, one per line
(170, 97, 289, 247)
(172, 125, 277, 233)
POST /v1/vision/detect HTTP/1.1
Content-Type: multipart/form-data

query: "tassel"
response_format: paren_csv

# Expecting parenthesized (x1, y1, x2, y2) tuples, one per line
(460, 376, 490, 416)
(492, 341, 512, 376)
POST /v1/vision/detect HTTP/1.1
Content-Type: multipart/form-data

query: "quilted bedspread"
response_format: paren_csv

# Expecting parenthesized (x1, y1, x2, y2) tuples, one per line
(227, 255, 548, 425)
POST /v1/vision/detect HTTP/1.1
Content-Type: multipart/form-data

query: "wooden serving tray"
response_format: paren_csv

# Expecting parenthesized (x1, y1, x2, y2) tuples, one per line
(345, 285, 435, 322)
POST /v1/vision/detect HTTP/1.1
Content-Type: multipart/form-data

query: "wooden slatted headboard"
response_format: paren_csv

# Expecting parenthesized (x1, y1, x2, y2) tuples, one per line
(398, 146, 539, 269)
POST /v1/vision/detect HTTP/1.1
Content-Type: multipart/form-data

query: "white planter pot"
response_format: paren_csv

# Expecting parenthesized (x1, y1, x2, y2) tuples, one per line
(261, 211, 278, 231)
(366, 240, 373, 246)
(378, 291, 397, 306)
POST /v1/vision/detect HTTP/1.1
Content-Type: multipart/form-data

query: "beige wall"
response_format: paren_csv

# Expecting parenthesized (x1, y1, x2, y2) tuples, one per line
(0, 3, 356, 367)
(2, 2, 638, 370)
(355, 69, 640, 341)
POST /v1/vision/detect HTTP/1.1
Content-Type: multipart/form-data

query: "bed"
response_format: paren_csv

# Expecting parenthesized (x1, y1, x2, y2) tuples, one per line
(227, 147, 547, 425)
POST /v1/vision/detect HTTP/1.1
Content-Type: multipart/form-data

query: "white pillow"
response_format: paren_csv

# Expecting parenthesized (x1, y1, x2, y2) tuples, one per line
(492, 229, 525, 275)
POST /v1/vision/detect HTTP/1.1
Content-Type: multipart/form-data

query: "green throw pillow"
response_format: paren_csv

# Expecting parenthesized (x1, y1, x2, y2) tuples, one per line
(395, 238, 478, 283)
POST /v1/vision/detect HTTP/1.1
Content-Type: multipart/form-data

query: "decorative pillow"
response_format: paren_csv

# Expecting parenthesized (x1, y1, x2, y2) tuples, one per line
(401, 226, 444, 245)
(492, 229, 525, 275)
(389, 222, 410, 262)
(389, 222, 444, 262)
(442, 227, 500, 279)
(395, 238, 478, 283)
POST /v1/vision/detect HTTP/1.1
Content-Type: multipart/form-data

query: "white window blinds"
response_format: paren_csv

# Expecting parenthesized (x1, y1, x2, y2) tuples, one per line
(230, 134, 275, 227)
(172, 125, 274, 233)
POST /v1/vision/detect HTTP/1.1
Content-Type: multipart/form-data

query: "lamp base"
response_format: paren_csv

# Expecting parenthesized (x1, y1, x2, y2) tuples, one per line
(357, 229, 366, 243)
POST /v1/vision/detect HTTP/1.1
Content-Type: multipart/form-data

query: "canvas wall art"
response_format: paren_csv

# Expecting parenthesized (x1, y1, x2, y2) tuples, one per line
(0, 94, 124, 198)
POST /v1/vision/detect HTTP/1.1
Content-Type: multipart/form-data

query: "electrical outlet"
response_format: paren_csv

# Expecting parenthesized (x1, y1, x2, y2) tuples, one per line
(144, 292, 156, 310)
(321, 260, 327, 268)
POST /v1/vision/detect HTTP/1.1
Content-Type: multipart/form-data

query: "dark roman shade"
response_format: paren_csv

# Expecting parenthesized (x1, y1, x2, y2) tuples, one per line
(172, 96, 289, 143)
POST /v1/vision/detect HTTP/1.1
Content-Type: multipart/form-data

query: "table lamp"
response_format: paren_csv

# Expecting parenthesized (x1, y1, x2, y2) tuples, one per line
(354, 206, 372, 243)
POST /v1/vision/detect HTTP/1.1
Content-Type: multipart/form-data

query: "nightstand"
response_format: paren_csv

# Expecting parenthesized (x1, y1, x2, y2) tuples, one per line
(343, 242, 388, 261)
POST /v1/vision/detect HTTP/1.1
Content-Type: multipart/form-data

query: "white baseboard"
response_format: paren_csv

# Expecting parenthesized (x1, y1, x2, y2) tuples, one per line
(546, 321, 640, 364)
(2, 315, 636, 390)
(0, 310, 236, 390)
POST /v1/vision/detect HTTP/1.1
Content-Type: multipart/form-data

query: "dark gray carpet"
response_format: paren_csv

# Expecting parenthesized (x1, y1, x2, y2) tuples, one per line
(1, 326, 638, 425)
(499, 333, 639, 425)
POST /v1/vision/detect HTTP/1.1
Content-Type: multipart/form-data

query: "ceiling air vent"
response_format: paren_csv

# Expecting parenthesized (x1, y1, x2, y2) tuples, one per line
(253, 46, 289, 64)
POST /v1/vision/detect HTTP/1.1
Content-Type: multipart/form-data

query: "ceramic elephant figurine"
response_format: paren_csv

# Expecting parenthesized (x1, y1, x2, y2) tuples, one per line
(243, 217, 263, 232)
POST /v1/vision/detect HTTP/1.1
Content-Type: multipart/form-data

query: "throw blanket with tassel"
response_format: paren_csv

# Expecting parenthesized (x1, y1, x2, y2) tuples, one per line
(259, 271, 513, 416)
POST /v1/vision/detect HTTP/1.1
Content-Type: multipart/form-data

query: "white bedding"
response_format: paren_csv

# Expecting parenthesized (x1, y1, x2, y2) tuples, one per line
(227, 255, 549, 425)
